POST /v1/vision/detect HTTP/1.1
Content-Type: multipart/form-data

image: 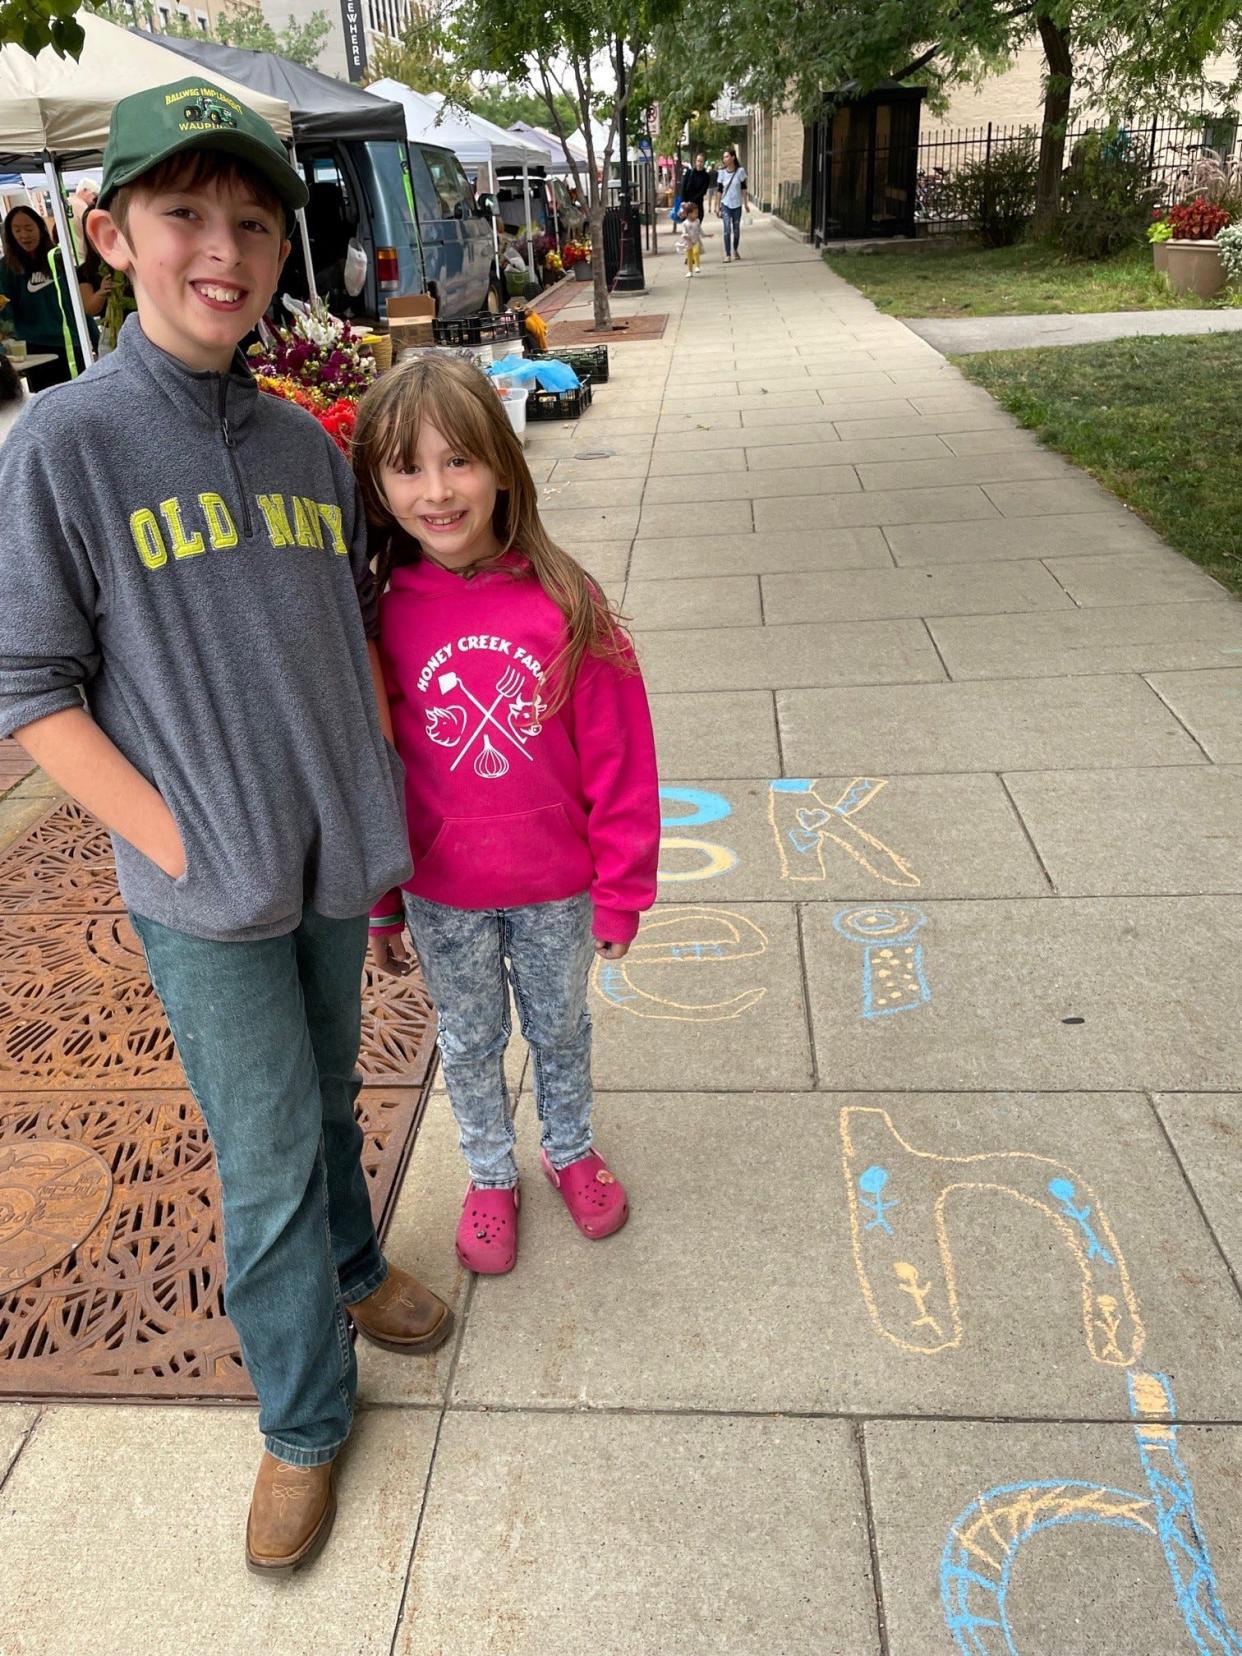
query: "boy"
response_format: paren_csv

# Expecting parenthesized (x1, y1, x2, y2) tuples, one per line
(0, 83, 452, 1576)
(678, 200, 703, 275)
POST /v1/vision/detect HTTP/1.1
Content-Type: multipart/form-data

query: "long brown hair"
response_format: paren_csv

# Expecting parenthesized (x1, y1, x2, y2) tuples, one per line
(352, 352, 633, 711)
(3, 206, 52, 277)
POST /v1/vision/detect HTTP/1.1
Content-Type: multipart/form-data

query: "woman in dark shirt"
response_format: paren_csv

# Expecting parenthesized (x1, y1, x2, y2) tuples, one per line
(0, 206, 81, 390)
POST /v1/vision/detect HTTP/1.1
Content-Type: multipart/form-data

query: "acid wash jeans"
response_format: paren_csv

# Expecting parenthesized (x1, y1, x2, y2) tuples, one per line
(403, 891, 597, 1190)
(131, 905, 387, 1468)
(722, 204, 743, 255)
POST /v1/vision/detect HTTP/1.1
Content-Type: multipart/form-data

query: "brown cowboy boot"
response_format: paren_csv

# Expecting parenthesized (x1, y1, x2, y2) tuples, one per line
(245, 1453, 336, 1577)
(347, 1266, 454, 1355)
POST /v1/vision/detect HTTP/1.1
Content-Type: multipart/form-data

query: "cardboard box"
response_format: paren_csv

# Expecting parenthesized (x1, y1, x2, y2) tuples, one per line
(386, 295, 436, 322)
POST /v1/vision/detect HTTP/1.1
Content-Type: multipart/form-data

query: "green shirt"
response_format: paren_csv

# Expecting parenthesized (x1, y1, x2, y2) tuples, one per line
(0, 261, 66, 354)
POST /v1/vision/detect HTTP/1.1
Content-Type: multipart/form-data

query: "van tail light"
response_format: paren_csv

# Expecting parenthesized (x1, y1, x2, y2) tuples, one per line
(376, 245, 400, 291)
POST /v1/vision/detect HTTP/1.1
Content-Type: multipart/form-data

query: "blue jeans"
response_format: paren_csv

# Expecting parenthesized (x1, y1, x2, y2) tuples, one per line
(130, 905, 386, 1467)
(404, 892, 596, 1189)
(722, 204, 742, 255)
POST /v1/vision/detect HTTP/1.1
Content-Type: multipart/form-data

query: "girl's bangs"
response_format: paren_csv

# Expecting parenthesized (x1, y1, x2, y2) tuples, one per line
(373, 366, 508, 480)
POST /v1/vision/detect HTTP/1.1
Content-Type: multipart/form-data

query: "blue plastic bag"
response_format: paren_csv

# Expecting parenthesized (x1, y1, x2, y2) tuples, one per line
(487, 353, 580, 392)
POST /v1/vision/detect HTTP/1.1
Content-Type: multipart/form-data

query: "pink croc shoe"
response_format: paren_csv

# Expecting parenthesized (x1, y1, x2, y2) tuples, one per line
(540, 1149, 629, 1239)
(455, 1182, 519, 1274)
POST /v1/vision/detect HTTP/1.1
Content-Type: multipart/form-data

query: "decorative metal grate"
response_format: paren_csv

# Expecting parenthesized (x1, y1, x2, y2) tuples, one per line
(0, 802, 437, 1403)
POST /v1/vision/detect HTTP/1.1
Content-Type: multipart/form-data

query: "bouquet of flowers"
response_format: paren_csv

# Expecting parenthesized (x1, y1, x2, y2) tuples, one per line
(247, 298, 377, 401)
(255, 373, 360, 454)
(561, 239, 592, 268)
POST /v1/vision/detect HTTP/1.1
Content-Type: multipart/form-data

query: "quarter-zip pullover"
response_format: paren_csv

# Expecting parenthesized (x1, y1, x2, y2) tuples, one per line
(0, 316, 411, 939)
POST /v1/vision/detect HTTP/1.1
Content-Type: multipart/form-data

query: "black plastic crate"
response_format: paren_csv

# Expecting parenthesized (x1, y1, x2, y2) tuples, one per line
(432, 313, 522, 347)
(522, 344, 610, 384)
(526, 377, 593, 421)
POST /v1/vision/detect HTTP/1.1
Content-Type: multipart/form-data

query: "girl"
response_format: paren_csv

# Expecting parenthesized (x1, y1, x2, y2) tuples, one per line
(0, 207, 81, 389)
(355, 355, 660, 1275)
(678, 200, 704, 276)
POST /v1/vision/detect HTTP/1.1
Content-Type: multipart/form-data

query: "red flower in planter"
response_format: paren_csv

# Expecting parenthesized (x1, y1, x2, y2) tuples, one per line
(1168, 196, 1231, 241)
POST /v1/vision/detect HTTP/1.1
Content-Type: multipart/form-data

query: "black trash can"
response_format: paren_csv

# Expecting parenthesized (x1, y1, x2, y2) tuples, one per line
(602, 207, 623, 286)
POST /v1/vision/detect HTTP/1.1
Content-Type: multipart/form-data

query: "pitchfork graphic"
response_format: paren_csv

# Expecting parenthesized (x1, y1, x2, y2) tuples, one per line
(438, 667, 534, 772)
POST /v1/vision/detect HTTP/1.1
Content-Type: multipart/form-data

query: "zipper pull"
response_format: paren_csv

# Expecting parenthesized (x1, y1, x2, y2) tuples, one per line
(221, 414, 234, 448)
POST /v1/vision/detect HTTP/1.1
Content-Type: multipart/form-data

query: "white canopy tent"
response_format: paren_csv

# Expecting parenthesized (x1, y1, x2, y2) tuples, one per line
(508, 121, 588, 177)
(365, 79, 547, 282)
(568, 118, 639, 171)
(0, 13, 294, 368)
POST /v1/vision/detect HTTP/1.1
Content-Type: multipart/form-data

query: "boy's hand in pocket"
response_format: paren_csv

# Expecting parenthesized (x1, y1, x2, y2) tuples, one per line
(369, 931, 414, 976)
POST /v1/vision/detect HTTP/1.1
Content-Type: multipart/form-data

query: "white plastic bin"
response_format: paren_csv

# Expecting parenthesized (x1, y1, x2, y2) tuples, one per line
(499, 386, 528, 443)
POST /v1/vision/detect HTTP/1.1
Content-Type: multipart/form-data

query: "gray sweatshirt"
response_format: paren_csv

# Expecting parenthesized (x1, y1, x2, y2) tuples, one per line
(0, 317, 412, 940)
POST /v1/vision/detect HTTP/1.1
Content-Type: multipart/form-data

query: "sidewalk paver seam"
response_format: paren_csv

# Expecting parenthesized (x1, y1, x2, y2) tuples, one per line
(854, 1420, 894, 1656)
(996, 772, 1059, 895)
(1145, 1091, 1242, 1314)
(0, 1405, 43, 1499)
(1141, 672, 1219, 764)
(384, 1268, 481, 1656)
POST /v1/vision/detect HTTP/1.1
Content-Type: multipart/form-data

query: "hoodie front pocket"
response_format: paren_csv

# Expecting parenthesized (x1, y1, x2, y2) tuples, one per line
(416, 804, 593, 904)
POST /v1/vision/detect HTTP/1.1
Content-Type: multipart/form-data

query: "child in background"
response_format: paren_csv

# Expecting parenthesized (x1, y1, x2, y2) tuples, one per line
(356, 354, 660, 1276)
(678, 200, 703, 276)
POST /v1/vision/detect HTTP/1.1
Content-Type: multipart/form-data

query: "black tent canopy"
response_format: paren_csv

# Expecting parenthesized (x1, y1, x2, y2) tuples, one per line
(149, 34, 406, 143)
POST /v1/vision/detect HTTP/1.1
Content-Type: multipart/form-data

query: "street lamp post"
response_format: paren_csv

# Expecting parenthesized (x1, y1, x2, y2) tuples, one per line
(612, 35, 646, 292)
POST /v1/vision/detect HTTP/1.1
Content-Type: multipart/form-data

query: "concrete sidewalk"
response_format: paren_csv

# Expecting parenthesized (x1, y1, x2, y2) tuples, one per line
(2, 217, 1241, 1655)
(903, 305, 1242, 354)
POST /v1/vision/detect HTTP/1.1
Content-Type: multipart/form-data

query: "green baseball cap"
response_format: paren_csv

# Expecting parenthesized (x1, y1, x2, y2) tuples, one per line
(100, 80, 308, 216)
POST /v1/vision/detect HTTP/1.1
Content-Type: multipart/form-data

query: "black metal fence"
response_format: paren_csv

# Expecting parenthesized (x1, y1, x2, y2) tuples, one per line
(914, 114, 1242, 235)
(774, 179, 811, 232)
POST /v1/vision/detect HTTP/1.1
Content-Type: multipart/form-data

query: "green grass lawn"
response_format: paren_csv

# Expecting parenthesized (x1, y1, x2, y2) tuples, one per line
(824, 241, 1242, 318)
(954, 333, 1242, 595)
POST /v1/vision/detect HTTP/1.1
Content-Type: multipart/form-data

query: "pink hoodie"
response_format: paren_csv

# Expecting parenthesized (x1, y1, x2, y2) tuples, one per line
(370, 552, 659, 943)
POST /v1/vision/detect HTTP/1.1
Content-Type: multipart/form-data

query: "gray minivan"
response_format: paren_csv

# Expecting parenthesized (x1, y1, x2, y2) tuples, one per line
(290, 138, 500, 323)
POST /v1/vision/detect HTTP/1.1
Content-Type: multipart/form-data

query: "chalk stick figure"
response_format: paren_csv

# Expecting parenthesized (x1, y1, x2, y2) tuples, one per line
(857, 1164, 899, 1236)
(893, 1260, 943, 1338)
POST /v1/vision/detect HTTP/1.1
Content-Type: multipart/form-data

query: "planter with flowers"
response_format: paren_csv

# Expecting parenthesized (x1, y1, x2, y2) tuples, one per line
(562, 239, 593, 281)
(1147, 210, 1173, 274)
(1217, 224, 1242, 292)
(246, 300, 377, 452)
(1164, 196, 1232, 299)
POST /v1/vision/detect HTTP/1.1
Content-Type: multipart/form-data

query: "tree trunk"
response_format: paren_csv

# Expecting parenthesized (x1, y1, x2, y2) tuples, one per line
(588, 201, 611, 331)
(1034, 13, 1073, 232)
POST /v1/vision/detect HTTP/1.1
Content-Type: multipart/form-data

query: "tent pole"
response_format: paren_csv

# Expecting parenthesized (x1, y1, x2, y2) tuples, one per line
(43, 158, 93, 372)
(521, 161, 535, 283)
(288, 144, 318, 305)
(488, 160, 499, 266)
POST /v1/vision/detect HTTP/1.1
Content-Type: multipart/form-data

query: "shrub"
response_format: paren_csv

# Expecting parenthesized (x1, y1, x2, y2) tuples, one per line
(1217, 224, 1242, 282)
(1168, 195, 1231, 241)
(1057, 127, 1162, 258)
(945, 138, 1038, 247)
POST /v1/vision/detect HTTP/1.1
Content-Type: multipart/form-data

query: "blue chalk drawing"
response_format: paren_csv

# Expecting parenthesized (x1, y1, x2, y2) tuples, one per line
(939, 1372, 1242, 1656)
(1048, 1177, 1116, 1264)
(833, 906, 930, 1019)
(857, 1165, 898, 1235)
(659, 787, 732, 828)
(1128, 1371, 1241, 1656)
(596, 963, 638, 1007)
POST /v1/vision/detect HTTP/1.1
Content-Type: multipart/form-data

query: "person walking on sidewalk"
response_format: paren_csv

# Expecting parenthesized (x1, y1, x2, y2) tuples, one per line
(717, 148, 751, 261)
(679, 199, 704, 275)
(357, 354, 660, 1280)
(0, 81, 453, 1580)
(680, 151, 711, 225)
